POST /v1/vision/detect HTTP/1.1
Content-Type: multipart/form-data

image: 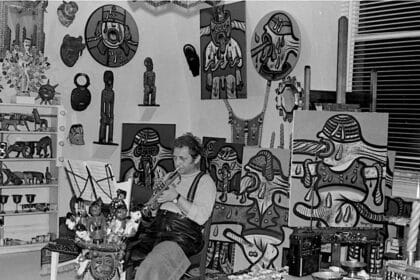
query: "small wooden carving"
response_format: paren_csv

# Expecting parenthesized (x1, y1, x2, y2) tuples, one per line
(142, 57, 157, 106)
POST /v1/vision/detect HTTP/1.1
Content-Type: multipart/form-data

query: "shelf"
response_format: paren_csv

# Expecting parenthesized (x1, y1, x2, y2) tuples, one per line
(0, 210, 57, 217)
(0, 183, 58, 190)
(0, 242, 48, 255)
(0, 103, 60, 109)
(0, 158, 57, 162)
(0, 131, 57, 135)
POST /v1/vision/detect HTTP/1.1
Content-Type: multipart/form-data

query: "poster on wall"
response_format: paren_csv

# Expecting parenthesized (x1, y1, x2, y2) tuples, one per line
(200, 1, 246, 99)
(210, 147, 291, 272)
(85, 4, 139, 67)
(289, 111, 389, 228)
(120, 123, 175, 207)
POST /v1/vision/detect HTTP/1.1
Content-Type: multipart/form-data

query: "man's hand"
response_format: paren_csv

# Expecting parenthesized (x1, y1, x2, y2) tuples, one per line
(157, 184, 178, 203)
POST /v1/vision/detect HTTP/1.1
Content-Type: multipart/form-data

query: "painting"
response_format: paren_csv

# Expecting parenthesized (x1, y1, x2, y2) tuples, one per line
(289, 111, 389, 228)
(200, 1, 246, 99)
(119, 123, 175, 208)
(209, 147, 291, 272)
(200, 136, 226, 173)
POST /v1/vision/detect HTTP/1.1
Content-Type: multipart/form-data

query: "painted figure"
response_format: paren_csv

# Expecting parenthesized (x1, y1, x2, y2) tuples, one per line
(18, 38, 34, 95)
(98, 71, 115, 144)
(87, 199, 107, 244)
(291, 113, 388, 227)
(85, 5, 139, 67)
(143, 57, 156, 105)
(251, 11, 300, 81)
(201, 4, 245, 99)
(109, 189, 127, 220)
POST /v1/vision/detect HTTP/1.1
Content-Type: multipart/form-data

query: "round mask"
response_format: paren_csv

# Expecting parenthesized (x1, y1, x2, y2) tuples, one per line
(71, 73, 91, 111)
(85, 4, 139, 67)
(251, 11, 301, 81)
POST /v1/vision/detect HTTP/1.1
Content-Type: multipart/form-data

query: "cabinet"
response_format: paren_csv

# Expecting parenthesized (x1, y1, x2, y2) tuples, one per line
(0, 103, 66, 254)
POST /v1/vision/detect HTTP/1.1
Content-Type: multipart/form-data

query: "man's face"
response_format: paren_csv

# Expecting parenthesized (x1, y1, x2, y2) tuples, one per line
(173, 146, 199, 175)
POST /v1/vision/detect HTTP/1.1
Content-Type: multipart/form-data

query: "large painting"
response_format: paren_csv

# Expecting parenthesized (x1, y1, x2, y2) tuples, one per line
(289, 111, 389, 228)
(119, 123, 175, 208)
(210, 147, 291, 272)
(200, 1, 246, 99)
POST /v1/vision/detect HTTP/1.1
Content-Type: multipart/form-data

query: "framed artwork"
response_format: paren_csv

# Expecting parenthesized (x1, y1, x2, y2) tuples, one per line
(289, 111, 389, 228)
(200, 136, 226, 172)
(0, 1, 47, 59)
(200, 1, 246, 99)
(119, 123, 175, 207)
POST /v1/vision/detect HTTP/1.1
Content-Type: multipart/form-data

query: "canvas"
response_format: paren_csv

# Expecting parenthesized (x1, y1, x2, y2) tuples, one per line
(210, 147, 291, 272)
(119, 123, 175, 208)
(289, 111, 389, 228)
(200, 1, 246, 99)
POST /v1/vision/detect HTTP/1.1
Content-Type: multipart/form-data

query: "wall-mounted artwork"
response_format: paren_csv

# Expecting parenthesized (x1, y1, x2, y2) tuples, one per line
(289, 111, 389, 228)
(209, 147, 291, 272)
(85, 4, 139, 67)
(200, 1, 246, 99)
(201, 136, 226, 173)
(120, 123, 175, 208)
(251, 10, 301, 82)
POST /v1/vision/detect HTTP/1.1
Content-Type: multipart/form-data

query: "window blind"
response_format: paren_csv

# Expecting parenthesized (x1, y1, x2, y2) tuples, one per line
(348, 0, 420, 172)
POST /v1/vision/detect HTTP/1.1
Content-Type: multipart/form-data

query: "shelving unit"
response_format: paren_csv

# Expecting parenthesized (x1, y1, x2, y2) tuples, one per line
(0, 103, 66, 254)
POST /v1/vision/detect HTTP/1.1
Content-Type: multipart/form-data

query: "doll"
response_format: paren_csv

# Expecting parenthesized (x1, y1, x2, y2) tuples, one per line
(86, 199, 107, 244)
(107, 205, 128, 244)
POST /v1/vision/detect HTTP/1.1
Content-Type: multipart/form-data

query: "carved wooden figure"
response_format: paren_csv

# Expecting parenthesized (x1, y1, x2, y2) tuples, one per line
(98, 71, 115, 144)
(143, 57, 157, 106)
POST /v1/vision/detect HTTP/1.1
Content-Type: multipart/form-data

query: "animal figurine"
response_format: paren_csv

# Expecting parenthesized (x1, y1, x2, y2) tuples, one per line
(23, 171, 44, 184)
(36, 136, 53, 158)
(6, 142, 30, 158)
(32, 109, 48, 131)
(2, 168, 23, 185)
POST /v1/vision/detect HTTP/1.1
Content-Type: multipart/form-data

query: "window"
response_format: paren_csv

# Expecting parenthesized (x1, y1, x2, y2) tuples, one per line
(348, 0, 420, 172)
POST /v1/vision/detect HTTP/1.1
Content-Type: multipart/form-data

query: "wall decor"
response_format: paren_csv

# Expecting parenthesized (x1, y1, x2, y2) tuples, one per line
(141, 57, 158, 106)
(85, 4, 139, 68)
(289, 111, 389, 228)
(275, 76, 304, 123)
(57, 1, 78, 27)
(68, 124, 85, 145)
(200, 2, 246, 99)
(251, 11, 301, 82)
(95, 70, 117, 145)
(60, 35, 85, 67)
(183, 44, 200, 77)
(71, 73, 91, 111)
(36, 79, 60, 105)
(120, 124, 175, 208)
(200, 136, 226, 173)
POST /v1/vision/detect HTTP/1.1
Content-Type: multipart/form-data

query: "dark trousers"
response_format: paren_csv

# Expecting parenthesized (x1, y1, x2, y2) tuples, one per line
(124, 210, 203, 279)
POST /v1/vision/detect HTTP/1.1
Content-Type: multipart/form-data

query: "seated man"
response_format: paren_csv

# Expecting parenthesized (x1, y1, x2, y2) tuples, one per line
(125, 133, 216, 280)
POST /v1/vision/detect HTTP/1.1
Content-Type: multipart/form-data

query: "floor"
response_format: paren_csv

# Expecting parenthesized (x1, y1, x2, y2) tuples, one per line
(0, 251, 76, 280)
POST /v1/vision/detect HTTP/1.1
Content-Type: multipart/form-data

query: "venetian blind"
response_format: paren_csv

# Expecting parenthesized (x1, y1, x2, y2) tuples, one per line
(348, 0, 420, 172)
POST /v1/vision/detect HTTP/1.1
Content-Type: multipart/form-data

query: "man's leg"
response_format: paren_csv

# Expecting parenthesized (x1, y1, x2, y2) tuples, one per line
(135, 241, 191, 280)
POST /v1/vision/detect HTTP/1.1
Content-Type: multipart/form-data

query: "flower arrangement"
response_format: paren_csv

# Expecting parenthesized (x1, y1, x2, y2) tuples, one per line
(1, 43, 50, 96)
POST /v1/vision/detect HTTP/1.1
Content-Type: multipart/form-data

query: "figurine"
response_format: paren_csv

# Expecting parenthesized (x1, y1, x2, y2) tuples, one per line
(124, 210, 142, 237)
(143, 57, 157, 105)
(86, 199, 107, 244)
(109, 189, 127, 221)
(107, 204, 128, 244)
(75, 223, 91, 242)
(98, 71, 115, 144)
(36, 136, 53, 158)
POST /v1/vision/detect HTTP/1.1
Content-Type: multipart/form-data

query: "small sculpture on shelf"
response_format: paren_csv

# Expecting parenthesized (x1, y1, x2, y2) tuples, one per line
(141, 57, 158, 106)
(36, 136, 53, 158)
(96, 71, 116, 145)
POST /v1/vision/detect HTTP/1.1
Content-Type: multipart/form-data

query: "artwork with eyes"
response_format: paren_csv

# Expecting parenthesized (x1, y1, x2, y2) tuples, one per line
(119, 123, 175, 209)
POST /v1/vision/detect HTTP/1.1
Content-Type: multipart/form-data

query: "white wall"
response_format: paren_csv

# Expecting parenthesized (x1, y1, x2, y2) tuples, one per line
(40, 1, 344, 215)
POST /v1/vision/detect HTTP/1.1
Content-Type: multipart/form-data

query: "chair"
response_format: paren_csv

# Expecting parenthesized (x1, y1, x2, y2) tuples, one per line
(185, 213, 213, 280)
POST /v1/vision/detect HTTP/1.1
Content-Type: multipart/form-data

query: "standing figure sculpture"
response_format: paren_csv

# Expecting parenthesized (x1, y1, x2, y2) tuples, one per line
(98, 71, 115, 144)
(143, 57, 157, 106)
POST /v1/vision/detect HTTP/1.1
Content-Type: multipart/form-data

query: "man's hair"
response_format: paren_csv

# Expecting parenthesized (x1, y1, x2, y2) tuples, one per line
(173, 132, 202, 159)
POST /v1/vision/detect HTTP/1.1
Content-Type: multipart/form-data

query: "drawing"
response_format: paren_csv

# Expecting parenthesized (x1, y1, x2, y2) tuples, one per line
(289, 111, 389, 227)
(200, 2, 246, 99)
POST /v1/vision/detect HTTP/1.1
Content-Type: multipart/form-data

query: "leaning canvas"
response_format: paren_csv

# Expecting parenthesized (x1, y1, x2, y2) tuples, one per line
(289, 111, 388, 228)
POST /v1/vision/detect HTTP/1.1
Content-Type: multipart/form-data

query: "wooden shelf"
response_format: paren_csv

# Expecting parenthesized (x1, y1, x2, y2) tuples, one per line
(0, 183, 58, 190)
(0, 131, 57, 134)
(0, 158, 57, 162)
(0, 103, 60, 109)
(0, 210, 57, 217)
(0, 242, 48, 255)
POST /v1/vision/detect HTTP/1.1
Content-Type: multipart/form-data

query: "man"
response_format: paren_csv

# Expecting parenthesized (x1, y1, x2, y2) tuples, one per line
(125, 133, 216, 280)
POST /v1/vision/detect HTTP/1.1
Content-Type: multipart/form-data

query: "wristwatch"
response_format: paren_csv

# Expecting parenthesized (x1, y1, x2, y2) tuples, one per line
(173, 193, 181, 204)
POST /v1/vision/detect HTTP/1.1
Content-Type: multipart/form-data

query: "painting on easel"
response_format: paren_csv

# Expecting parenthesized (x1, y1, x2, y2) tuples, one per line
(289, 111, 389, 228)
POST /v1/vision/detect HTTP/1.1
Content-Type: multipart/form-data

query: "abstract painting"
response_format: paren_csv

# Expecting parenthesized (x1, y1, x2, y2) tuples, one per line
(200, 1, 246, 99)
(289, 111, 389, 228)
